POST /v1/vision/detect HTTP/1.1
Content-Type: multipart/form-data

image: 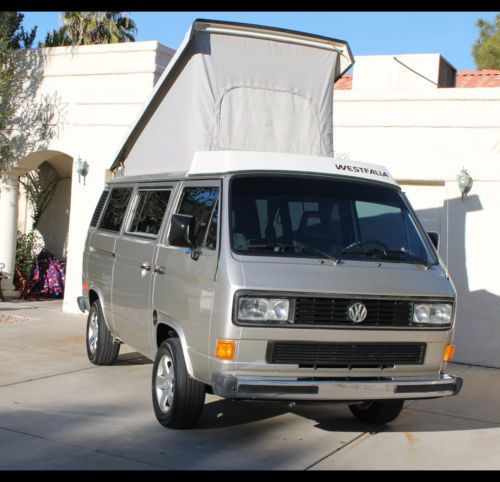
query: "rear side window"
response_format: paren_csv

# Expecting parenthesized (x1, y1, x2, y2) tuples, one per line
(99, 187, 133, 232)
(90, 190, 109, 227)
(177, 186, 219, 248)
(127, 189, 171, 237)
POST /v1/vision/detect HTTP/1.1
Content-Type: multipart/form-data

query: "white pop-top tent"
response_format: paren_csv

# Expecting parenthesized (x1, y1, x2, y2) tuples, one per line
(110, 19, 354, 176)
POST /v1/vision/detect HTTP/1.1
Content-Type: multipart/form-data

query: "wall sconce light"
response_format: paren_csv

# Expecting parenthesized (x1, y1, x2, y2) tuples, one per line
(457, 168, 473, 201)
(76, 157, 89, 185)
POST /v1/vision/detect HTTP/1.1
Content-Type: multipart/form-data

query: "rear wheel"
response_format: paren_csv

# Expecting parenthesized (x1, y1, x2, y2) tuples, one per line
(152, 338, 205, 429)
(349, 399, 404, 424)
(86, 300, 120, 365)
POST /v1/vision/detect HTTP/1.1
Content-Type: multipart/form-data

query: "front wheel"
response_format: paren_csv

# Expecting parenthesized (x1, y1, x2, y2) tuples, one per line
(349, 399, 404, 424)
(152, 338, 206, 429)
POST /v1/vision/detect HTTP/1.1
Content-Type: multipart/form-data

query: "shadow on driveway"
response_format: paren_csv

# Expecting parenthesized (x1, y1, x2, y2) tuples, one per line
(0, 361, 499, 469)
(108, 353, 499, 434)
(114, 352, 152, 366)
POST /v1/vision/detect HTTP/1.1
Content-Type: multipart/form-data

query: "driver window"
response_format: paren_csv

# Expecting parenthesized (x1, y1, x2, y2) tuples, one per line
(177, 186, 220, 249)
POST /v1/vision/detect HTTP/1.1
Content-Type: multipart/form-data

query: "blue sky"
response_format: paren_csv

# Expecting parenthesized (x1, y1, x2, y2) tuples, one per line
(22, 11, 498, 71)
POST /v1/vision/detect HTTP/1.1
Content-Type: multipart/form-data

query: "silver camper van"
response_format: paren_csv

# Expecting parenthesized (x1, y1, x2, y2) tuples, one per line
(79, 151, 462, 429)
(78, 20, 462, 429)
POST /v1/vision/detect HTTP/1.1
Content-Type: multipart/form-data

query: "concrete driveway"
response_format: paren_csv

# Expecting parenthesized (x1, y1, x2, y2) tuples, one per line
(1, 300, 499, 470)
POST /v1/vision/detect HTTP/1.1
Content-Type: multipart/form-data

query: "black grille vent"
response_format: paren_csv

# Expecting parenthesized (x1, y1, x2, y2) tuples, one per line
(266, 342, 426, 368)
(90, 190, 109, 227)
(294, 297, 413, 327)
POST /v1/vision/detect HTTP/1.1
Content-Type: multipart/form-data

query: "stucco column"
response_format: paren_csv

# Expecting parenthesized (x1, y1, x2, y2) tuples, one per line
(0, 176, 20, 299)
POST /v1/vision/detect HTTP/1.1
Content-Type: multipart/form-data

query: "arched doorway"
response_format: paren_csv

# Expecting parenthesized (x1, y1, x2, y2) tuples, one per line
(0, 150, 73, 300)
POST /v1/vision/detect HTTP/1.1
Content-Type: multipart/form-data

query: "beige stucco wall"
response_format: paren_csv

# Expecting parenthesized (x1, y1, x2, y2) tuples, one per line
(18, 161, 72, 260)
(333, 83, 500, 366)
(6, 44, 500, 367)
(36, 175, 72, 260)
(352, 54, 446, 91)
(8, 41, 174, 311)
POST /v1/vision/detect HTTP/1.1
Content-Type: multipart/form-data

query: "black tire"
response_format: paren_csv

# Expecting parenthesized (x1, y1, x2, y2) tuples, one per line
(349, 399, 405, 425)
(152, 338, 206, 429)
(86, 300, 120, 365)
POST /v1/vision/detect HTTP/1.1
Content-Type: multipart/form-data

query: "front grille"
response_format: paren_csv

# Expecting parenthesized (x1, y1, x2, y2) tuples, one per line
(266, 341, 426, 368)
(294, 297, 413, 327)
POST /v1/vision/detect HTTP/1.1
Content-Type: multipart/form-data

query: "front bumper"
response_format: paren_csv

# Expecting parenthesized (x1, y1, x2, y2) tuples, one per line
(212, 372, 462, 401)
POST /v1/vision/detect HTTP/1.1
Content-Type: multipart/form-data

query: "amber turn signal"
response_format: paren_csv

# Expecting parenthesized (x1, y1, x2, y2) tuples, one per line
(443, 344, 455, 362)
(216, 340, 236, 360)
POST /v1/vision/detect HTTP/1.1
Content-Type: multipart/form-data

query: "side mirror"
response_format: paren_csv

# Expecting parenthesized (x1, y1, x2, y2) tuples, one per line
(427, 231, 440, 250)
(168, 214, 197, 249)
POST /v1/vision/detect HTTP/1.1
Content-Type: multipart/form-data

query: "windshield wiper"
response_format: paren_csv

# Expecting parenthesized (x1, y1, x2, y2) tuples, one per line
(240, 242, 339, 264)
(341, 247, 386, 257)
(377, 249, 433, 270)
(342, 247, 432, 269)
(293, 241, 340, 264)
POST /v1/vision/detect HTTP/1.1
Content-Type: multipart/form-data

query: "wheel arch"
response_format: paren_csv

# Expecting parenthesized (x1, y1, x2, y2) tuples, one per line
(154, 311, 195, 379)
(87, 288, 114, 333)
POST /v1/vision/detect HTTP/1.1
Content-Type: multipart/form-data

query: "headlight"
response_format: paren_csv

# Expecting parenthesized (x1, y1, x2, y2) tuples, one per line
(413, 303, 453, 326)
(237, 297, 291, 323)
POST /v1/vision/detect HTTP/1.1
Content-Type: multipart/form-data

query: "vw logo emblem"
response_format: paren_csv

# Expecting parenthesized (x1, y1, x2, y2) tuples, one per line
(348, 302, 368, 323)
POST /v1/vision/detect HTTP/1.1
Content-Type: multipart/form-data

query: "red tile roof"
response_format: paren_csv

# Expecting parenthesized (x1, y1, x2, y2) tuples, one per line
(456, 69, 500, 88)
(334, 70, 500, 89)
(335, 74, 352, 90)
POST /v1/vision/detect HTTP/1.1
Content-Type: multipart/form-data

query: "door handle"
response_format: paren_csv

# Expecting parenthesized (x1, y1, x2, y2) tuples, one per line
(140, 262, 151, 271)
(154, 265, 166, 275)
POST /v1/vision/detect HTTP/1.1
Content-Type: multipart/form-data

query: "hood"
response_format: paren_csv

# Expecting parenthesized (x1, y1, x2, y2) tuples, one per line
(237, 258, 455, 299)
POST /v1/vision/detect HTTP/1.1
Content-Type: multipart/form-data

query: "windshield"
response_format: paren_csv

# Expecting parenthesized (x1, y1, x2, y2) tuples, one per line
(230, 175, 437, 266)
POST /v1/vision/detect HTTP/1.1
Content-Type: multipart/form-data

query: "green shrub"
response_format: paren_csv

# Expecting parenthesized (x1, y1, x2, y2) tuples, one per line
(14, 229, 42, 297)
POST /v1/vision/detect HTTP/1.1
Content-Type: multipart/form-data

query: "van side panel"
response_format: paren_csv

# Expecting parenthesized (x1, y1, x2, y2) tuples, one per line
(153, 249, 218, 382)
(112, 235, 158, 357)
(87, 231, 118, 329)
(152, 180, 221, 383)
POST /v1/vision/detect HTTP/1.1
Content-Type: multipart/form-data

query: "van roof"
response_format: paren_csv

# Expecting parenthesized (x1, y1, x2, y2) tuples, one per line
(108, 151, 398, 188)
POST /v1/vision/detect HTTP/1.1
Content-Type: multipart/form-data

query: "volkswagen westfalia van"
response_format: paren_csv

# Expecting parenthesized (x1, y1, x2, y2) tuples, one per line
(78, 150, 462, 429)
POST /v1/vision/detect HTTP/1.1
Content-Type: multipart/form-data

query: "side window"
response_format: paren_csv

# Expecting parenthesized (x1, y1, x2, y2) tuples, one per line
(90, 190, 109, 227)
(127, 189, 171, 237)
(99, 187, 133, 232)
(205, 200, 219, 250)
(177, 186, 219, 248)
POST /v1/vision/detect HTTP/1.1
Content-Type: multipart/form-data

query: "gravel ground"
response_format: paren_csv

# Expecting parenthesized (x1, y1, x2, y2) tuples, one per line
(0, 314, 30, 324)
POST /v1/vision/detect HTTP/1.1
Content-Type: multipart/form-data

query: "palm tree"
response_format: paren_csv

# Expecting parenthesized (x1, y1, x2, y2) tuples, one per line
(42, 12, 137, 47)
(42, 27, 71, 47)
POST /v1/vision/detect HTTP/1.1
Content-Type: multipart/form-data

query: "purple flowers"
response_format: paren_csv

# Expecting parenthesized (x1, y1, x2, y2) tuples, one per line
(31, 249, 65, 297)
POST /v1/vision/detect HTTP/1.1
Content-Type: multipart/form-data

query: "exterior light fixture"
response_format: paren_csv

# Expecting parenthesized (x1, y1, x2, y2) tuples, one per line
(457, 167, 473, 201)
(76, 157, 89, 185)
